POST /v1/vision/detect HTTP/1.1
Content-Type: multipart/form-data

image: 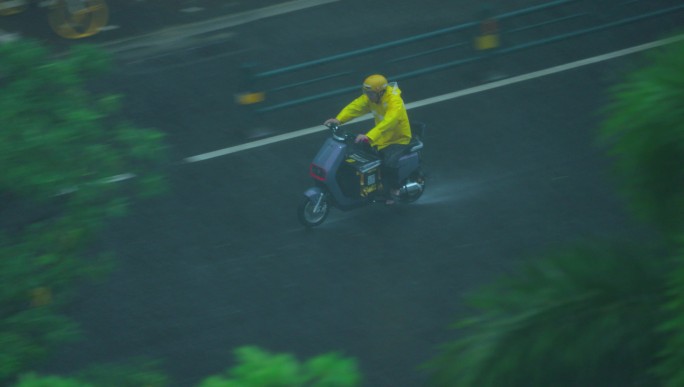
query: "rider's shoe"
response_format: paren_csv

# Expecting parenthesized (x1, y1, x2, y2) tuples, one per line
(385, 189, 400, 205)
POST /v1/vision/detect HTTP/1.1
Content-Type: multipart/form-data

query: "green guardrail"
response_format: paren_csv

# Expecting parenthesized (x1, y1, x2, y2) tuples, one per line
(233, 0, 683, 113)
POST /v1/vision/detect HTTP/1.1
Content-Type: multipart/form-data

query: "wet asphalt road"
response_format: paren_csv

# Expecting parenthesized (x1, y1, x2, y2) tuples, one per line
(28, 0, 684, 386)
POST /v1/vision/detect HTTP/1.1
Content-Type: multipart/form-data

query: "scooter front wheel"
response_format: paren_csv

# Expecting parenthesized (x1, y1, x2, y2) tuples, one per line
(298, 194, 329, 228)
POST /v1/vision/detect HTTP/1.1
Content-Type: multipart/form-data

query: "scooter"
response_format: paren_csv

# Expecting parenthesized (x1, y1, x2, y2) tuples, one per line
(297, 122, 426, 227)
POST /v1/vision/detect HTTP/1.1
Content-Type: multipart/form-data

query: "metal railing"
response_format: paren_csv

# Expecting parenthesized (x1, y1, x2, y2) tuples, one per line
(235, 0, 684, 114)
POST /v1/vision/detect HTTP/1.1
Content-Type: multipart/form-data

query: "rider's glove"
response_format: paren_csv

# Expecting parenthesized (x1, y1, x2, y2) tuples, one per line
(324, 118, 341, 126)
(355, 134, 369, 143)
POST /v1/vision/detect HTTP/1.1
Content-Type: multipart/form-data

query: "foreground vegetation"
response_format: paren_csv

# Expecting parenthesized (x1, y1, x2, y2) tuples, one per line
(3, 38, 683, 386)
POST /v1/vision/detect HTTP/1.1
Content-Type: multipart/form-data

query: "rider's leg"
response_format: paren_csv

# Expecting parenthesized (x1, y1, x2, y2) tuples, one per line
(379, 144, 409, 202)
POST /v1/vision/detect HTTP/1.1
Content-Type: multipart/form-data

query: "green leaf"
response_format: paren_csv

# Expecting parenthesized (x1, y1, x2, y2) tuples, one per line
(0, 39, 167, 382)
(196, 347, 362, 387)
(425, 243, 667, 387)
(304, 353, 361, 386)
(75, 358, 170, 387)
(12, 373, 93, 387)
(597, 41, 684, 238)
(655, 244, 684, 386)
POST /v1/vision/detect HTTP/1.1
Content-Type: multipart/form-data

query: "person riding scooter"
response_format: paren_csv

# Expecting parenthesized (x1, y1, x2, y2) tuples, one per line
(324, 74, 412, 204)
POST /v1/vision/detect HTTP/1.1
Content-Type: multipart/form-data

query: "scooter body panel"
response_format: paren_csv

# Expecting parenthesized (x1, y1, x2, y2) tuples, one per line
(301, 123, 426, 224)
(397, 152, 420, 181)
(309, 138, 367, 210)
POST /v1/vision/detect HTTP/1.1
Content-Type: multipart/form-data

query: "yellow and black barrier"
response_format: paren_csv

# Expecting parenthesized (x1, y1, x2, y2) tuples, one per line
(235, 63, 267, 108)
(474, 5, 500, 52)
(475, 17, 500, 51)
(235, 91, 265, 106)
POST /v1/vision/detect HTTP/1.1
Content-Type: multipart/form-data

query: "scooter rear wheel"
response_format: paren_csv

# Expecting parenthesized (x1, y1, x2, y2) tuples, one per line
(298, 194, 329, 227)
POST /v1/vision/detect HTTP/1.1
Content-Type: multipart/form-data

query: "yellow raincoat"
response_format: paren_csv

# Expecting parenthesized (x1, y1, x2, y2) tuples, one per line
(335, 83, 412, 150)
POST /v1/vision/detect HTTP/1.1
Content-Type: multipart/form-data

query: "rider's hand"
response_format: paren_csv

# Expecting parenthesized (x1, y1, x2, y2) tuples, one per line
(324, 118, 341, 126)
(355, 134, 369, 143)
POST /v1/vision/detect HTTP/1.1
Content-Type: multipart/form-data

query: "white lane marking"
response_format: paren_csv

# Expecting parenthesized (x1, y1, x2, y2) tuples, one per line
(406, 34, 684, 110)
(184, 126, 342, 163)
(184, 34, 684, 163)
(99, 25, 121, 32)
(0, 30, 21, 43)
(57, 173, 136, 196)
(101, 173, 137, 184)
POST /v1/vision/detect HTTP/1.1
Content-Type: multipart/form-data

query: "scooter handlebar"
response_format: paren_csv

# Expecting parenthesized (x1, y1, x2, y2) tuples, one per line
(326, 122, 351, 142)
(325, 123, 364, 143)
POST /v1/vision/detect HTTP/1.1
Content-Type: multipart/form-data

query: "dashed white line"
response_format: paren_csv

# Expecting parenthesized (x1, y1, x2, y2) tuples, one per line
(98, 25, 121, 32)
(183, 34, 684, 163)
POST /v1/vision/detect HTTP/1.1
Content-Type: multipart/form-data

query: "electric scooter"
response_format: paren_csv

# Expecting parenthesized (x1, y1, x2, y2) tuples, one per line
(297, 122, 426, 227)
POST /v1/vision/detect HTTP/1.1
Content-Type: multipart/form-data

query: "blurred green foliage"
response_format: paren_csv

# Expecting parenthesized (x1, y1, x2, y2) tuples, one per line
(12, 347, 360, 387)
(0, 39, 358, 387)
(197, 346, 362, 387)
(13, 373, 93, 387)
(0, 39, 166, 383)
(425, 244, 668, 386)
(0, 40, 167, 204)
(73, 358, 170, 387)
(599, 41, 684, 238)
(656, 246, 684, 386)
(601, 39, 684, 386)
(426, 40, 684, 386)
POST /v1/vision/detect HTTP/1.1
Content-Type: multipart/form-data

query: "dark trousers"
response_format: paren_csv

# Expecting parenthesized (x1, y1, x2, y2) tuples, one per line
(379, 144, 409, 190)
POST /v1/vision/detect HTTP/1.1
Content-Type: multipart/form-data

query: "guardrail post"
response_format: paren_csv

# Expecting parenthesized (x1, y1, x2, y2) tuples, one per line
(474, 6, 500, 51)
(473, 5, 505, 82)
(234, 62, 270, 138)
(473, 5, 500, 51)
(235, 62, 265, 106)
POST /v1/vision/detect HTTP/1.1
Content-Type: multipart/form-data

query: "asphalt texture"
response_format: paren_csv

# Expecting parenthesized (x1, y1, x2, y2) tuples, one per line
(6, 0, 683, 385)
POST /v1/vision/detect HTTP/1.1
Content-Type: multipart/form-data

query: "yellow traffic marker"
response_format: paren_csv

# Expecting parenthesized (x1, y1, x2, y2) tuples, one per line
(475, 34, 500, 50)
(235, 92, 266, 105)
(475, 18, 500, 51)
